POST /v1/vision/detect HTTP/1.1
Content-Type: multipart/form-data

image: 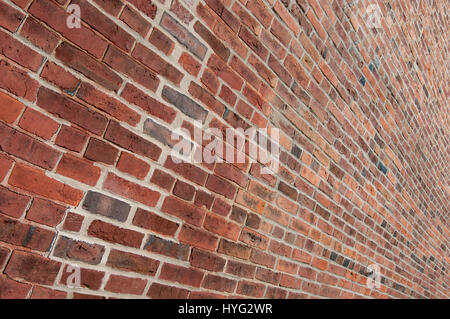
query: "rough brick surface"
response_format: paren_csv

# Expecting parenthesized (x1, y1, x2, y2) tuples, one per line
(0, 0, 448, 300)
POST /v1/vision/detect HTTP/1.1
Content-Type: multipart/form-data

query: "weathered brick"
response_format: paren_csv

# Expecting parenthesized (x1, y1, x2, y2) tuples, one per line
(82, 191, 131, 222)
(53, 236, 105, 264)
(0, 29, 43, 72)
(162, 85, 208, 122)
(160, 13, 207, 60)
(5, 250, 61, 285)
(107, 249, 160, 276)
(87, 219, 144, 248)
(144, 235, 189, 261)
(159, 263, 204, 288)
(36, 87, 108, 136)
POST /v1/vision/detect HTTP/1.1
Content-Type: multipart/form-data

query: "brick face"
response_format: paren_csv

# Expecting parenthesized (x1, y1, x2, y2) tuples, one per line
(0, 0, 447, 300)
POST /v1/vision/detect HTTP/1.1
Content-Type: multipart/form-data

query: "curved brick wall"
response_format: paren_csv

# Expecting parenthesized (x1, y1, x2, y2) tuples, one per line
(0, 0, 448, 299)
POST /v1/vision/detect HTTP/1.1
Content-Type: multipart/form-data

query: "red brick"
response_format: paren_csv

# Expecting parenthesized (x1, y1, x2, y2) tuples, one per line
(105, 274, 147, 295)
(208, 54, 243, 91)
(30, 286, 67, 299)
(116, 152, 150, 180)
(107, 249, 160, 276)
(144, 235, 190, 261)
(103, 45, 159, 92)
(190, 248, 226, 272)
(178, 224, 218, 251)
(150, 169, 176, 191)
(202, 273, 237, 293)
(0, 29, 43, 72)
(179, 52, 202, 76)
(93, 0, 124, 16)
(274, 0, 300, 35)
(9, 164, 84, 206)
(72, 0, 134, 52)
(225, 260, 256, 279)
(121, 83, 177, 124)
(0, 275, 31, 299)
(218, 239, 251, 260)
(149, 27, 175, 55)
(147, 283, 189, 299)
(171, 0, 194, 24)
(120, 5, 152, 37)
(132, 43, 184, 85)
(239, 228, 269, 250)
(0, 91, 24, 124)
(0, 214, 55, 252)
(19, 108, 59, 140)
(160, 12, 207, 60)
(0, 60, 39, 102)
(84, 138, 119, 165)
(56, 153, 101, 186)
(29, 0, 107, 58)
(246, 0, 273, 28)
(77, 82, 141, 127)
(133, 208, 179, 237)
(161, 196, 206, 226)
(55, 125, 88, 153)
(194, 190, 215, 210)
(256, 267, 281, 285)
(55, 42, 122, 92)
(188, 81, 226, 116)
(193, 21, 230, 61)
(205, 175, 237, 199)
(0, 186, 30, 218)
(159, 263, 204, 288)
(280, 274, 301, 289)
(53, 236, 105, 265)
(36, 87, 108, 136)
(236, 280, 265, 298)
(164, 156, 208, 185)
(40, 61, 79, 93)
(239, 26, 268, 60)
(5, 250, 61, 285)
(201, 68, 220, 94)
(173, 180, 196, 201)
(0, 122, 60, 170)
(0, 1, 25, 32)
(203, 213, 241, 241)
(26, 198, 66, 227)
(88, 219, 144, 248)
(104, 121, 162, 162)
(20, 17, 59, 53)
(128, 0, 157, 19)
(104, 173, 160, 208)
(62, 212, 84, 232)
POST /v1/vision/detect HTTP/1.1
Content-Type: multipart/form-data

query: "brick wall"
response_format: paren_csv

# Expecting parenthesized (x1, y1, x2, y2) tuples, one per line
(0, 0, 448, 299)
